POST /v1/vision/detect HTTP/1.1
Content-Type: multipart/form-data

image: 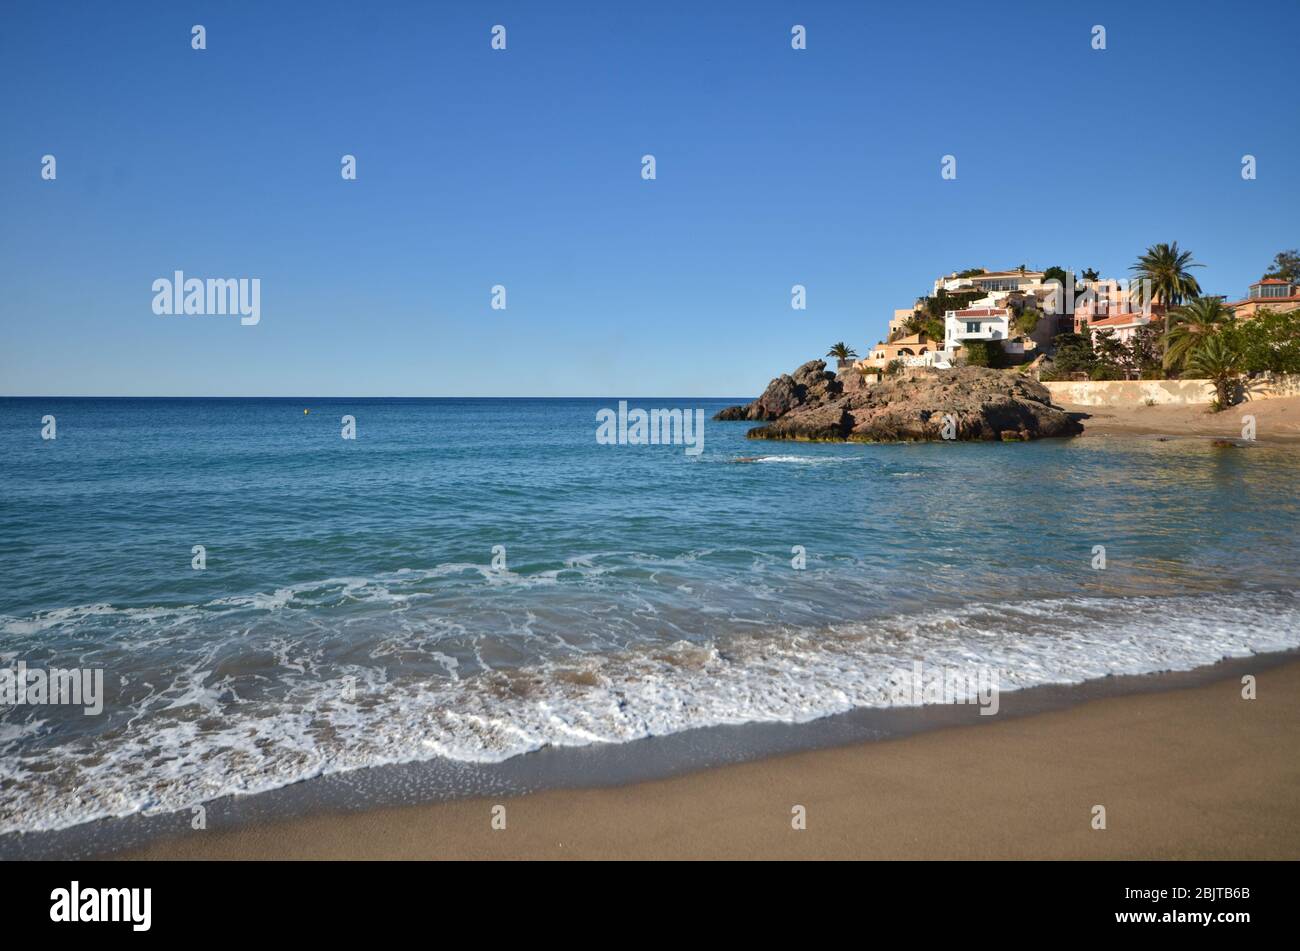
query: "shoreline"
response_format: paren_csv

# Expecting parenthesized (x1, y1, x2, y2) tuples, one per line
(6, 650, 1294, 860)
(117, 654, 1300, 860)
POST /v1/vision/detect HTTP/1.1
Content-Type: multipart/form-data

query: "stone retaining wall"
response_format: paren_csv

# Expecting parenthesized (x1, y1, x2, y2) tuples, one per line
(1043, 373, 1300, 406)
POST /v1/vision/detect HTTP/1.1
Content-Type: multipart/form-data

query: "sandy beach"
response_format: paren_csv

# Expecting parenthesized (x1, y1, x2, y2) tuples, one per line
(1064, 393, 1300, 443)
(115, 658, 1300, 861)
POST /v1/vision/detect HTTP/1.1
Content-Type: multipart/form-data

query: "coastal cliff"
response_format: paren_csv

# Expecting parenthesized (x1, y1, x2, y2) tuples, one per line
(715, 360, 1082, 442)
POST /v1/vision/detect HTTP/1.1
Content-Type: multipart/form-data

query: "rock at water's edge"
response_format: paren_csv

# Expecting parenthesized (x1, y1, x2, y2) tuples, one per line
(713, 360, 842, 421)
(715, 363, 1081, 442)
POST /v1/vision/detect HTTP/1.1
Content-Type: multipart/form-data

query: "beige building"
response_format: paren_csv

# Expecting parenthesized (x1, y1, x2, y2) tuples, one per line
(887, 308, 916, 340)
(861, 332, 939, 369)
(1230, 279, 1300, 319)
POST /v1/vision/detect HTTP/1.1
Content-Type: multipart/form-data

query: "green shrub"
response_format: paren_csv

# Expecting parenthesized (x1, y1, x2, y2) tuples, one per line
(1051, 332, 1095, 374)
(1014, 308, 1042, 336)
(962, 341, 991, 367)
(962, 340, 1007, 369)
(1089, 364, 1123, 381)
(1225, 309, 1300, 375)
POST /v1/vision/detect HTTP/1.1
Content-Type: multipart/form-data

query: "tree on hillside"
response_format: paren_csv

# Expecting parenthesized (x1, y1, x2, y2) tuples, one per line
(908, 288, 982, 343)
(826, 342, 858, 363)
(1081, 268, 1101, 282)
(905, 313, 945, 343)
(1092, 330, 1129, 379)
(1164, 297, 1235, 372)
(1051, 332, 1096, 375)
(1042, 266, 1070, 287)
(1129, 325, 1164, 378)
(961, 340, 1006, 368)
(1130, 242, 1204, 360)
(1263, 249, 1300, 283)
(1014, 307, 1043, 337)
(925, 288, 984, 319)
(1223, 308, 1300, 375)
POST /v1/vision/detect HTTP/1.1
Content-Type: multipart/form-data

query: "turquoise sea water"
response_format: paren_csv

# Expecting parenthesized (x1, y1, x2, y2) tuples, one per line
(2, 397, 1299, 833)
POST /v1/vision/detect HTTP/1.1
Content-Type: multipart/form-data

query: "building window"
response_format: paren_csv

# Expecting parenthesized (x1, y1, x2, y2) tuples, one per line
(966, 322, 979, 334)
(1253, 284, 1292, 299)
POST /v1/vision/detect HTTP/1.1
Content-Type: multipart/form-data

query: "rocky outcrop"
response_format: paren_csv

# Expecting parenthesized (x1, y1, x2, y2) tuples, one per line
(714, 360, 842, 421)
(715, 363, 1082, 442)
(836, 368, 871, 392)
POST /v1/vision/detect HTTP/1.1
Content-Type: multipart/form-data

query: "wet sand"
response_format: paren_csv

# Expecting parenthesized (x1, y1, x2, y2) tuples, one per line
(116, 659, 1300, 860)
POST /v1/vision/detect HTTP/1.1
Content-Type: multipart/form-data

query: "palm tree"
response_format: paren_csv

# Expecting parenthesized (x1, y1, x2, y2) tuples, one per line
(1163, 297, 1235, 371)
(826, 342, 857, 366)
(1130, 243, 1204, 360)
(1185, 332, 1245, 409)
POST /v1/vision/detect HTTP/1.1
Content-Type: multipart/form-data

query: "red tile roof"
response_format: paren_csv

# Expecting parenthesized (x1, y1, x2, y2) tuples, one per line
(1254, 278, 1290, 285)
(1230, 295, 1300, 306)
(1087, 313, 1151, 328)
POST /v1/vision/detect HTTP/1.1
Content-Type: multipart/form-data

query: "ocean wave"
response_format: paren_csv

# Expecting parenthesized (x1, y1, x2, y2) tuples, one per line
(745, 454, 846, 464)
(2, 589, 1297, 834)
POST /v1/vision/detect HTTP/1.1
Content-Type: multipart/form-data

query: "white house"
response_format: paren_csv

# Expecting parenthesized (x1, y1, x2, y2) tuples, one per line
(938, 305, 1035, 363)
(944, 305, 1009, 346)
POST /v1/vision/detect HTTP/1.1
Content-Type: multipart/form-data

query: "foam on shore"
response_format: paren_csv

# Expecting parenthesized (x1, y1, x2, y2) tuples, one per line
(2, 589, 1297, 834)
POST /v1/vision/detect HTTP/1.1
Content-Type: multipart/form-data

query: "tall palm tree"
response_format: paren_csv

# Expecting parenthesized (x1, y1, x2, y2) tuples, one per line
(1130, 242, 1204, 360)
(1163, 297, 1235, 371)
(1185, 332, 1245, 409)
(826, 342, 857, 364)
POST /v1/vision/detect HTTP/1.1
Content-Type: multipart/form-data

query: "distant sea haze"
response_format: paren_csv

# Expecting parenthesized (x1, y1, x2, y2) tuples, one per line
(2, 397, 1299, 833)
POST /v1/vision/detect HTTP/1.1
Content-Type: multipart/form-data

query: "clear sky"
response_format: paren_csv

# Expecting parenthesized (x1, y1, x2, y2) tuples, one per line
(2, 0, 1297, 397)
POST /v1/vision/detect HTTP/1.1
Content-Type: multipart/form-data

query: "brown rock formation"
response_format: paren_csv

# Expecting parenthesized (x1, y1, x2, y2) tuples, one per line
(715, 362, 1082, 442)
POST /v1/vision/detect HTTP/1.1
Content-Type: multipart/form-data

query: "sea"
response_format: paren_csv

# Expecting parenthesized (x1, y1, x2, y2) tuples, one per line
(2, 396, 1299, 838)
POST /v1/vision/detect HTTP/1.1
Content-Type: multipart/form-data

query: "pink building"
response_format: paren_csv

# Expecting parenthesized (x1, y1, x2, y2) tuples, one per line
(1072, 279, 1150, 333)
(1081, 311, 1156, 345)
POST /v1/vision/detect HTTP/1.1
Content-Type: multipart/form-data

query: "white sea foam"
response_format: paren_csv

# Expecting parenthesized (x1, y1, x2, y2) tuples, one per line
(1, 590, 1297, 834)
(748, 455, 843, 464)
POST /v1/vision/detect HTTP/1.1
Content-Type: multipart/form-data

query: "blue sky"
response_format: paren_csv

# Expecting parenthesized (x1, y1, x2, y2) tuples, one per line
(2, 0, 1297, 397)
